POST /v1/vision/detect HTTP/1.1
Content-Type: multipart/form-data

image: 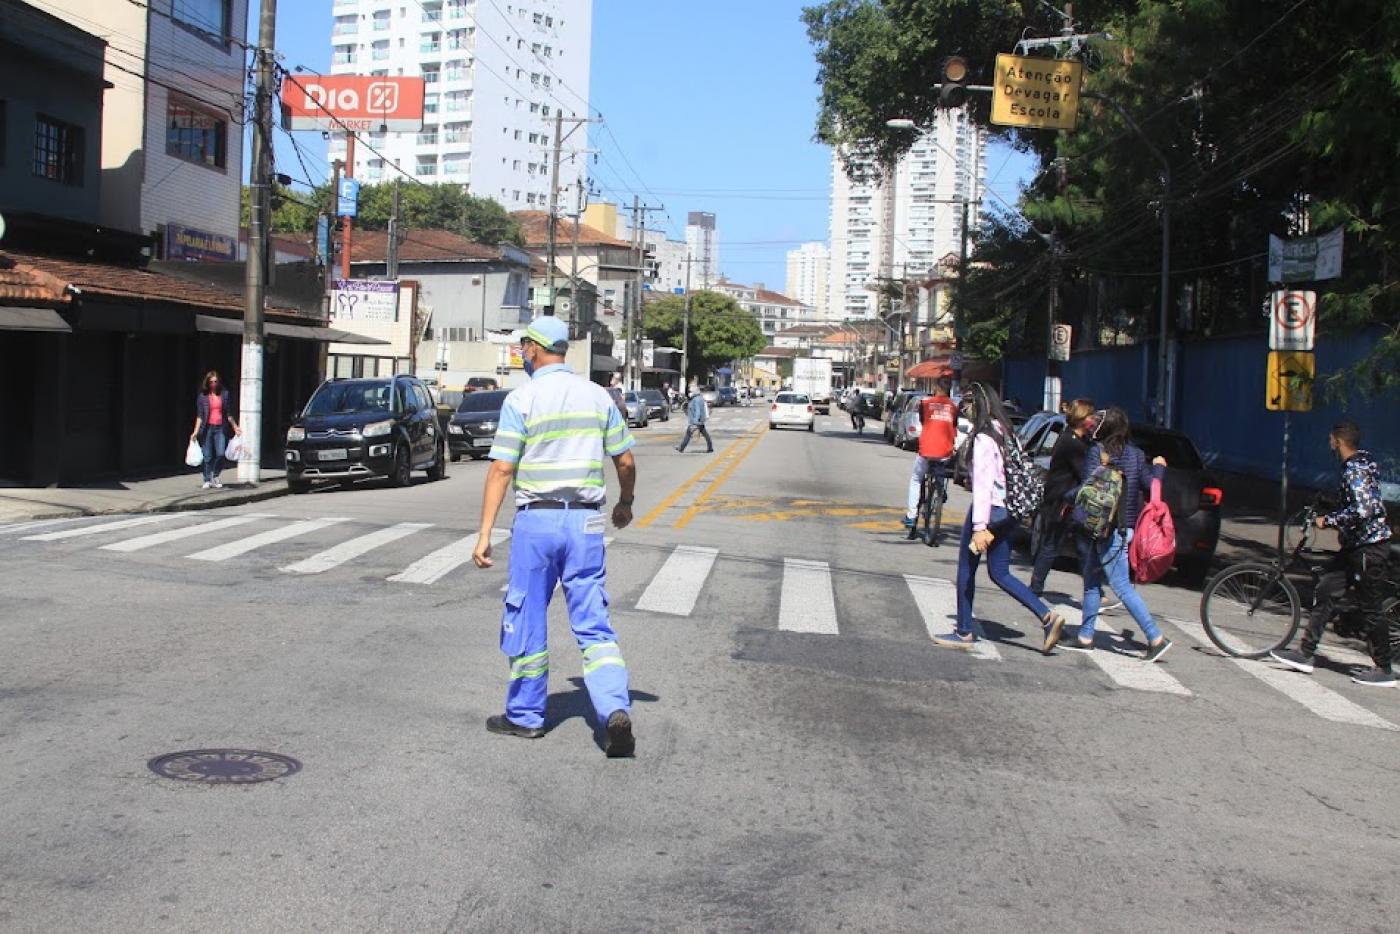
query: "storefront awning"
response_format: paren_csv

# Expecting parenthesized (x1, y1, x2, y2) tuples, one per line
(0, 306, 71, 333)
(592, 354, 622, 372)
(195, 314, 388, 345)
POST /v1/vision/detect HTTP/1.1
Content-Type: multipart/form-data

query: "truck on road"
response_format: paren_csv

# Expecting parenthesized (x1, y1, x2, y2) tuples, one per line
(792, 357, 833, 414)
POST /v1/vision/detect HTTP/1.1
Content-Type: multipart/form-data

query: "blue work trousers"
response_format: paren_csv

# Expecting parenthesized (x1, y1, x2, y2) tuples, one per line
(955, 506, 1050, 636)
(1080, 528, 1162, 645)
(501, 506, 629, 730)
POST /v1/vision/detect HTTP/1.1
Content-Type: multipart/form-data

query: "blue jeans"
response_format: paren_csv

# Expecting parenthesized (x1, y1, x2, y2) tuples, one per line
(201, 427, 227, 483)
(678, 423, 713, 452)
(955, 506, 1050, 635)
(1081, 528, 1162, 644)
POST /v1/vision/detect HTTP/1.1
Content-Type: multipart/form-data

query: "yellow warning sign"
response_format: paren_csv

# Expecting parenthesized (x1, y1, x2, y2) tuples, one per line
(1266, 350, 1314, 412)
(990, 53, 1083, 131)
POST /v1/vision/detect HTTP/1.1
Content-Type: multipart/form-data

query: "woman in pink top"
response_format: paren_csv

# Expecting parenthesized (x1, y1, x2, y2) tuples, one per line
(190, 370, 240, 489)
(933, 383, 1066, 654)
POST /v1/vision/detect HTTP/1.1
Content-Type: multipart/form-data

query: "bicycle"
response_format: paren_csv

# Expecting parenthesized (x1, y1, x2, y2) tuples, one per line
(1199, 498, 1400, 659)
(909, 456, 953, 547)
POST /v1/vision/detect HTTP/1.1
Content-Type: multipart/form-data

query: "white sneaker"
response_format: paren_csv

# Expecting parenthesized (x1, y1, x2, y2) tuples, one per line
(212, 479, 224, 489)
(201, 481, 211, 490)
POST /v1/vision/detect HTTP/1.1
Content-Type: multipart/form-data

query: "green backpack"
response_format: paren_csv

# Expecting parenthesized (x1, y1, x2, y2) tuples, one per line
(1074, 450, 1124, 540)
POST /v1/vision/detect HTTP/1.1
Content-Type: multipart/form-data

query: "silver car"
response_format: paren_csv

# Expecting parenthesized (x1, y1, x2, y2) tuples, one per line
(622, 390, 649, 428)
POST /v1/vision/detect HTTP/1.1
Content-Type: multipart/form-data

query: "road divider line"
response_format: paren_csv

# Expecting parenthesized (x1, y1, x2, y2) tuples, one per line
(1055, 604, 1192, 696)
(780, 558, 838, 635)
(635, 426, 761, 528)
(24, 513, 186, 542)
(282, 522, 433, 575)
(392, 528, 511, 586)
(186, 517, 349, 562)
(672, 427, 766, 530)
(635, 545, 719, 616)
(1167, 616, 1397, 731)
(100, 514, 273, 552)
(904, 574, 1002, 660)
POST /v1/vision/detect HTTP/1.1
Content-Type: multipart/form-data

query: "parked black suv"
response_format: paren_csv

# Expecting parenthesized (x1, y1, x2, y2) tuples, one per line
(285, 376, 447, 493)
(448, 389, 509, 461)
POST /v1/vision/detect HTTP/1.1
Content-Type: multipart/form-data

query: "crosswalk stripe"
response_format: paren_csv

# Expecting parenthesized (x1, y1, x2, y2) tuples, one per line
(391, 528, 511, 585)
(780, 558, 838, 634)
(100, 514, 273, 552)
(281, 522, 433, 575)
(185, 517, 350, 562)
(1055, 604, 1192, 696)
(636, 546, 718, 616)
(0, 517, 93, 537)
(24, 514, 186, 542)
(1166, 617, 1397, 731)
(904, 574, 1003, 660)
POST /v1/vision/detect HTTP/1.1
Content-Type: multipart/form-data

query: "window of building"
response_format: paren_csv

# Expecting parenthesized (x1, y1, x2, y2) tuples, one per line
(166, 98, 227, 169)
(32, 114, 83, 185)
(172, 0, 229, 40)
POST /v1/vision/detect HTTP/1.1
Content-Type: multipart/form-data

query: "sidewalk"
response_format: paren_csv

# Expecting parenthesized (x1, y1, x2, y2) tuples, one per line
(0, 468, 288, 525)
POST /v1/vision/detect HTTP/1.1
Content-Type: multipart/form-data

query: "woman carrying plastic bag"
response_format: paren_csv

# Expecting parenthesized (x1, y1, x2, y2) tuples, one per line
(189, 370, 241, 489)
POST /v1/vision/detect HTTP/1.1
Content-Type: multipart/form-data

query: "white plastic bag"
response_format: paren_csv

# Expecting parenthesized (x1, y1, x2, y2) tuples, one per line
(185, 439, 204, 468)
(224, 434, 245, 463)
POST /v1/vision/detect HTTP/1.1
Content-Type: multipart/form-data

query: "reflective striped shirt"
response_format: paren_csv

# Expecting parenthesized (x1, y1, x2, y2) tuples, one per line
(488, 363, 635, 506)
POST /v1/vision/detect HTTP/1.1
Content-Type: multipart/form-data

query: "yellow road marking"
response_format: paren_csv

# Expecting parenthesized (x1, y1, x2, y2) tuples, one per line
(635, 426, 762, 528)
(673, 428, 767, 530)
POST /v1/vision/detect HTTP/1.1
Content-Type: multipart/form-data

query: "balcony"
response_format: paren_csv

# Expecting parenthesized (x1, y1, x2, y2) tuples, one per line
(371, 49, 389, 60)
(332, 22, 357, 36)
(420, 43, 441, 53)
(422, 72, 440, 85)
(417, 162, 439, 177)
(417, 132, 439, 145)
(372, 18, 390, 31)
(333, 51, 356, 65)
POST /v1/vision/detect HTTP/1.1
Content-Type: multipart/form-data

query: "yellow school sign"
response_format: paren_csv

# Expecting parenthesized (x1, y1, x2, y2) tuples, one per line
(1266, 350, 1315, 412)
(990, 53, 1083, 131)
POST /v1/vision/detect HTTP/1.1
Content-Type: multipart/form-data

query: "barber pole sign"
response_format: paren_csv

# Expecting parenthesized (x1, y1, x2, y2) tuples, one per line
(281, 76, 425, 132)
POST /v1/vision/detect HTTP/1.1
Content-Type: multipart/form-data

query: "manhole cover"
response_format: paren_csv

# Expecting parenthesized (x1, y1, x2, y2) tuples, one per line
(147, 749, 301, 785)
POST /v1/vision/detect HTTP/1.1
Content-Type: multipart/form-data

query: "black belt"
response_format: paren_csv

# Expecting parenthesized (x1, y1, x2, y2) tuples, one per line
(519, 500, 600, 511)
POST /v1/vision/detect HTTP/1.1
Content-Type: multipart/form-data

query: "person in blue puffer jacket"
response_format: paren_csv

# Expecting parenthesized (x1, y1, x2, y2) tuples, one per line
(1068, 406, 1171, 660)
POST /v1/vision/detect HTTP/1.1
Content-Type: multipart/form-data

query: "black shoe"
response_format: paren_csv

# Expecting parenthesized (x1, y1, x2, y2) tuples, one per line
(486, 714, 544, 739)
(604, 709, 635, 758)
(1270, 648, 1315, 674)
(1143, 638, 1173, 663)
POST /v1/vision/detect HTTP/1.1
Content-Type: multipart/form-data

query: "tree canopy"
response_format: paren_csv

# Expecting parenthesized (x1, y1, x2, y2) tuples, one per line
(804, 0, 1400, 393)
(642, 292, 766, 382)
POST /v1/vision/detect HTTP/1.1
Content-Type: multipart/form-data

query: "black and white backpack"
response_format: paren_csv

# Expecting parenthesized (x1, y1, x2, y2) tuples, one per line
(1001, 432, 1046, 521)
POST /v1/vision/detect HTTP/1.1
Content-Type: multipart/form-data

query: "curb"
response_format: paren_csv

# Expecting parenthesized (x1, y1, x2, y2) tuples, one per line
(0, 482, 290, 525)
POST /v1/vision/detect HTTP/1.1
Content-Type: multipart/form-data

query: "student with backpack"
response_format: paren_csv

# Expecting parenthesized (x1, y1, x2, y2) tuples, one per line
(932, 383, 1066, 655)
(1029, 398, 1095, 596)
(1067, 407, 1172, 660)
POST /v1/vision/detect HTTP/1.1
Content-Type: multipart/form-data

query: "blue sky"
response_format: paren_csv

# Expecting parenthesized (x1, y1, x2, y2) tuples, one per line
(251, 0, 1031, 292)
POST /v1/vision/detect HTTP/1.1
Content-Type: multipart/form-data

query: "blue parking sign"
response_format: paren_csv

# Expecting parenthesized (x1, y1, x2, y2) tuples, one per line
(337, 178, 360, 218)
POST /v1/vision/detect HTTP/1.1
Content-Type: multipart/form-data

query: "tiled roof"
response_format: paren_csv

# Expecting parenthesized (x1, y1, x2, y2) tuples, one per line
(753, 287, 806, 307)
(0, 254, 71, 305)
(512, 211, 630, 248)
(349, 228, 500, 263)
(756, 345, 797, 357)
(1, 250, 308, 317)
(774, 324, 836, 336)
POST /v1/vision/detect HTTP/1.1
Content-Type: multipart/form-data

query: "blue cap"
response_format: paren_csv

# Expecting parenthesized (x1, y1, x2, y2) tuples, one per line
(522, 316, 570, 353)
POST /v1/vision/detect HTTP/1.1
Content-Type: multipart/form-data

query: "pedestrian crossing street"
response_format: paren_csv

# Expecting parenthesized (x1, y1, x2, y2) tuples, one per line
(8, 511, 1397, 732)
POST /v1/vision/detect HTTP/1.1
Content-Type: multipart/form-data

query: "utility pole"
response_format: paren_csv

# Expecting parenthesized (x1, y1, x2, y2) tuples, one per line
(240, 0, 276, 485)
(340, 133, 355, 282)
(544, 109, 564, 315)
(681, 253, 692, 391)
(386, 175, 401, 278)
(327, 158, 342, 286)
(568, 181, 584, 339)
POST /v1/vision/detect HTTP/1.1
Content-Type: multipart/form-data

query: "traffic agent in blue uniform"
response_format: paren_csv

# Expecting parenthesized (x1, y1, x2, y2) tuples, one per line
(472, 316, 639, 757)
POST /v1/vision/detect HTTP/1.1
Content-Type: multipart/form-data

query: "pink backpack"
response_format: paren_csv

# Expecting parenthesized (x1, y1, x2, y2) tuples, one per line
(1130, 478, 1176, 583)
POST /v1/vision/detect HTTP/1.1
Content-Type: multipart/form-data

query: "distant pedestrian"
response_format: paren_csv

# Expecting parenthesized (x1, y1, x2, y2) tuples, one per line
(850, 389, 866, 435)
(190, 370, 240, 490)
(472, 316, 638, 757)
(1067, 406, 1172, 660)
(676, 389, 714, 453)
(1030, 398, 1095, 596)
(933, 383, 1065, 654)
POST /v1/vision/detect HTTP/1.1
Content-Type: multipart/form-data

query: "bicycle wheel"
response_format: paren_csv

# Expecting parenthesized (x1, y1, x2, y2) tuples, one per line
(926, 480, 945, 547)
(1200, 563, 1301, 658)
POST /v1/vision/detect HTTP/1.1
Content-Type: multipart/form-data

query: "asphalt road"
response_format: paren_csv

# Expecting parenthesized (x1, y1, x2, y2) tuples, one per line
(3, 403, 1398, 932)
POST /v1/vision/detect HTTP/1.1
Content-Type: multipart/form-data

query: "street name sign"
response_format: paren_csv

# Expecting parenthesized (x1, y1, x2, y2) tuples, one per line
(1266, 350, 1314, 412)
(1268, 229, 1343, 283)
(282, 76, 426, 132)
(1269, 290, 1316, 351)
(990, 54, 1082, 131)
(1049, 323, 1072, 361)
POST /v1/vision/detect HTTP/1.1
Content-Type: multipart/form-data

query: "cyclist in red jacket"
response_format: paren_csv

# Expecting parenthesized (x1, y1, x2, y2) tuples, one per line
(903, 378, 959, 531)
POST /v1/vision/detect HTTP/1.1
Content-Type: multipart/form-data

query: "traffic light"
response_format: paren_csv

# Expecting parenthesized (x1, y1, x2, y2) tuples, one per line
(940, 56, 969, 107)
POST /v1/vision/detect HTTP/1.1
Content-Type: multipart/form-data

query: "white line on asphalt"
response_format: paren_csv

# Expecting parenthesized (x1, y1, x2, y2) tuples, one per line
(391, 528, 511, 585)
(904, 574, 1003, 660)
(281, 522, 433, 575)
(0, 517, 96, 537)
(185, 517, 350, 562)
(23, 513, 187, 542)
(636, 545, 718, 616)
(1056, 604, 1193, 696)
(100, 514, 273, 552)
(1166, 616, 1397, 731)
(779, 558, 839, 635)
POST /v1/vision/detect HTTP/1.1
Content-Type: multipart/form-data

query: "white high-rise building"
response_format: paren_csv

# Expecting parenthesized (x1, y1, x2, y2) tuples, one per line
(685, 211, 719, 288)
(327, 0, 591, 211)
(827, 109, 986, 319)
(785, 242, 830, 321)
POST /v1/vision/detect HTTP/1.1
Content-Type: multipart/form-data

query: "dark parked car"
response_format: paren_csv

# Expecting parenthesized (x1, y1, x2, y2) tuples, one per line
(448, 389, 509, 461)
(638, 388, 670, 422)
(466, 377, 499, 391)
(1021, 415, 1223, 582)
(285, 376, 447, 494)
(718, 386, 739, 406)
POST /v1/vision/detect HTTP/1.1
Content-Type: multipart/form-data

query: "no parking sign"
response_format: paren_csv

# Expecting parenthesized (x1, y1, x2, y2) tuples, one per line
(1269, 290, 1315, 351)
